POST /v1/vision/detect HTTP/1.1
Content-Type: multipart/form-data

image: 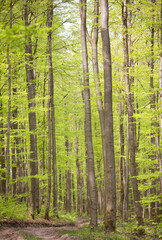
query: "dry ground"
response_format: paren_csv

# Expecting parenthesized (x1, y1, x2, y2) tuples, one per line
(0, 217, 87, 240)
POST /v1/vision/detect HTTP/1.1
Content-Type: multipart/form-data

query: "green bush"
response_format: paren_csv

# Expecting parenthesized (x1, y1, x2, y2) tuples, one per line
(0, 195, 28, 220)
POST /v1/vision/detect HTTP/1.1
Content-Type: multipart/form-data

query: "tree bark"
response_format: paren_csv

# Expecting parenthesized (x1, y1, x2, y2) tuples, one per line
(5, 1, 13, 198)
(0, 93, 5, 195)
(44, 0, 58, 218)
(6, 46, 11, 199)
(87, 0, 106, 171)
(24, 0, 39, 218)
(122, 0, 143, 226)
(65, 137, 71, 213)
(100, 0, 116, 231)
(12, 88, 19, 197)
(80, 0, 98, 226)
(75, 122, 83, 216)
(48, 0, 58, 217)
(149, 0, 156, 219)
(119, 98, 125, 219)
(159, 0, 162, 216)
(123, 115, 129, 222)
(44, 85, 52, 220)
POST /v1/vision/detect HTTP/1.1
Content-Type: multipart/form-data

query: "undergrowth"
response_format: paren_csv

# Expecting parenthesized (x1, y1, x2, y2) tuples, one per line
(1, 195, 161, 239)
(0, 195, 28, 220)
(59, 224, 126, 240)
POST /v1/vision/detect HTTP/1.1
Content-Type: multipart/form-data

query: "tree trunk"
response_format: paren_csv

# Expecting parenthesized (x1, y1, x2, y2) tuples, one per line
(6, 1, 13, 198)
(72, 173, 76, 211)
(44, 89, 52, 220)
(122, 0, 143, 226)
(80, 0, 98, 227)
(48, 0, 58, 217)
(65, 137, 71, 213)
(115, 32, 125, 220)
(100, 0, 116, 232)
(87, 0, 106, 170)
(40, 64, 47, 207)
(66, 169, 71, 213)
(6, 46, 11, 199)
(75, 122, 83, 216)
(12, 88, 19, 196)
(119, 98, 125, 219)
(123, 116, 129, 222)
(24, 0, 39, 218)
(44, 0, 58, 218)
(0, 93, 5, 195)
(159, 0, 162, 216)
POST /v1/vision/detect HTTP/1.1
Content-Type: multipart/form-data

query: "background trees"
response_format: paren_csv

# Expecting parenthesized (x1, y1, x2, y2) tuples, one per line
(0, 0, 162, 235)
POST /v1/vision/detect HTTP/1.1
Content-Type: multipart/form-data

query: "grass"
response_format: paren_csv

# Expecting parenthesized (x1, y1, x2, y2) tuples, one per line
(18, 231, 42, 240)
(59, 224, 127, 240)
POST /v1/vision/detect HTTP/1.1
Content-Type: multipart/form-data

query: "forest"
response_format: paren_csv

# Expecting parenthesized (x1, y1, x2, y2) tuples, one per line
(0, 0, 162, 239)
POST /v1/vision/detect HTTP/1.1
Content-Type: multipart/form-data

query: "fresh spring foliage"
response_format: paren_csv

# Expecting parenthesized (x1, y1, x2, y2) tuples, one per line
(0, 0, 162, 236)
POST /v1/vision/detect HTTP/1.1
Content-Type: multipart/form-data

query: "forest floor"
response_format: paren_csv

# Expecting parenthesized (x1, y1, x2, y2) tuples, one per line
(0, 217, 87, 240)
(0, 217, 160, 240)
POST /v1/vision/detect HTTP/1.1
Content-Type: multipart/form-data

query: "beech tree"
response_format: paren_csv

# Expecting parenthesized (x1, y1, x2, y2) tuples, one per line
(45, 0, 58, 219)
(159, 0, 162, 215)
(100, 0, 116, 231)
(122, 0, 143, 226)
(80, 0, 98, 226)
(24, 0, 39, 218)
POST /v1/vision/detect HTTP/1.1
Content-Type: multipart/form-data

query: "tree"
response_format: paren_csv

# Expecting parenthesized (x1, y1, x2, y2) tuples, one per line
(100, 0, 116, 231)
(87, 0, 105, 171)
(45, 0, 58, 218)
(24, 0, 39, 218)
(6, 0, 13, 199)
(159, 0, 162, 216)
(80, 0, 98, 227)
(0, 92, 5, 195)
(122, 0, 143, 226)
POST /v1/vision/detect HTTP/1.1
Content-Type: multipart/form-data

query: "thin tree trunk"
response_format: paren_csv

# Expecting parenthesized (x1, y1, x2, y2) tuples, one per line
(12, 88, 18, 197)
(149, 0, 156, 219)
(122, 0, 143, 226)
(119, 98, 125, 219)
(123, 115, 129, 222)
(6, 46, 11, 199)
(115, 32, 125, 220)
(86, 156, 90, 216)
(40, 63, 47, 207)
(47, 0, 58, 217)
(80, 82, 90, 216)
(159, 0, 162, 216)
(0, 93, 5, 195)
(66, 169, 71, 213)
(100, 0, 116, 232)
(24, 0, 39, 218)
(65, 137, 71, 213)
(59, 170, 62, 209)
(6, 1, 13, 198)
(87, 2, 105, 214)
(80, 0, 98, 227)
(87, 0, 106, 169)
(75, 122, 83, 216)
(44, 90, 52, 220)
(72, 173, 76, 211)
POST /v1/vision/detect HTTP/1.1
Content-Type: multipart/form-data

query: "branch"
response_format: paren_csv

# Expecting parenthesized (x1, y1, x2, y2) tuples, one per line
(0, 80, 8, 92)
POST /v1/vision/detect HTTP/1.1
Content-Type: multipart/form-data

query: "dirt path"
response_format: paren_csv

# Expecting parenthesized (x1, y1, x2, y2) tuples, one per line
(0, 218, 88, 240)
